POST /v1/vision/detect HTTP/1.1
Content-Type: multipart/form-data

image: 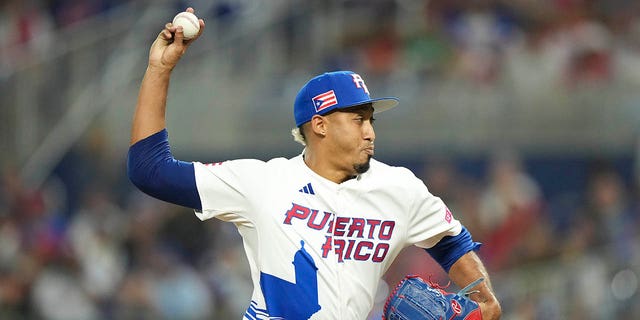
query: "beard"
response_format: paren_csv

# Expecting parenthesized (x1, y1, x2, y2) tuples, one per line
(353, 156, 372, 174)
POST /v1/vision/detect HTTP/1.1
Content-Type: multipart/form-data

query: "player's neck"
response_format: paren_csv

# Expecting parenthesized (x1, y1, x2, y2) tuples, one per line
(303, 151, 355, 184)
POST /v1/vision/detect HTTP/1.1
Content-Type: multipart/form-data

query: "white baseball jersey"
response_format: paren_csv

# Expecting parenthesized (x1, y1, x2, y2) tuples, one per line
(193, 154, 462, 320)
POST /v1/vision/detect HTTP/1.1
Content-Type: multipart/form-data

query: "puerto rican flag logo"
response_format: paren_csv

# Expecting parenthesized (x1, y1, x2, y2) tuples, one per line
(312, 90, 338, 112)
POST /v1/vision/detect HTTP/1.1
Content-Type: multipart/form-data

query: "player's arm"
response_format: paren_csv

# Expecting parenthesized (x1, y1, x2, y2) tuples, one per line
(130, 7, 204, 145)
(449, 251, 502, 319)
(424, 227, 501, 319)
(127, 8, 205, 210)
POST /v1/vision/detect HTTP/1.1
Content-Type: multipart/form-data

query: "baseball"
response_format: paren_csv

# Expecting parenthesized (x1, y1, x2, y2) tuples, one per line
(172, 11, 200, 40)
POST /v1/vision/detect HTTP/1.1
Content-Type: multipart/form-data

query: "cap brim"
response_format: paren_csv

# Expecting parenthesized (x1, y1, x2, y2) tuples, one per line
(371, 97, 399, 114)
(327, 97, 399, 116)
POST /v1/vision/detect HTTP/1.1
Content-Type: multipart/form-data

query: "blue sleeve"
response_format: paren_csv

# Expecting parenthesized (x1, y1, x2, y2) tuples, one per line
(424, 226, 481, 273)
(127, 129, 202, 210)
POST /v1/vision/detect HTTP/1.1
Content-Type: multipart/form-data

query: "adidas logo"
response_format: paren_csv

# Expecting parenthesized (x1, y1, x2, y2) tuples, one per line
(298, 182, 315, 195)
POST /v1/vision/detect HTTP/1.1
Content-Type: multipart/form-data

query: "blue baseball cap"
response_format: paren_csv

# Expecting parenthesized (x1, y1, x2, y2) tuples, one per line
(294, 71, 399, 127)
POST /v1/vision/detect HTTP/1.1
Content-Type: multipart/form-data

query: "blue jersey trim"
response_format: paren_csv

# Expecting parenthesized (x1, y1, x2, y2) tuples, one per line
(127, 129, 202, 210)
(424, 226, 481, 273)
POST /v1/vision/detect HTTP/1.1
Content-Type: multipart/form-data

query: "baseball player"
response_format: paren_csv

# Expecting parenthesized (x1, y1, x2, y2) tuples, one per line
(127, 8, 501, 320)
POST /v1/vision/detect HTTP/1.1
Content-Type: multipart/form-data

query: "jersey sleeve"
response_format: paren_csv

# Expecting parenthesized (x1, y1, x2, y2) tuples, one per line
(127, 129, 202, 210)
(192, 159, 266, 224)
(405, 173, 462, 248)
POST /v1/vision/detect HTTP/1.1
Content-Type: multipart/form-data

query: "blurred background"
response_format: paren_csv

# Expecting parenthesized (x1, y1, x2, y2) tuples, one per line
(1, 0, 640, 319)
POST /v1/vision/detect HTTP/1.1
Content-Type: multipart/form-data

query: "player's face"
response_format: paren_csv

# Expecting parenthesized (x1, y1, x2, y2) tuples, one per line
(324, 105, 376, 176)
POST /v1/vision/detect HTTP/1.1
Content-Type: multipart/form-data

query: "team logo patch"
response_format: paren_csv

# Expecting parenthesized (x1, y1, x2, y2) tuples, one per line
(312, 90, 338, 112)
(350, 73, 370, 94)
(445, 207, 453, 223)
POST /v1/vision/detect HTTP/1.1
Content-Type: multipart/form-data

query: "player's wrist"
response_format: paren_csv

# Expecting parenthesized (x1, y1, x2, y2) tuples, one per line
(146, 63, 174, 75)
(479, 299, 502, 320)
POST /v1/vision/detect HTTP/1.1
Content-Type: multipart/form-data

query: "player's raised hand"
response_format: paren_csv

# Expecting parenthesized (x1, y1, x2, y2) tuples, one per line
(148, 7, 205, 71)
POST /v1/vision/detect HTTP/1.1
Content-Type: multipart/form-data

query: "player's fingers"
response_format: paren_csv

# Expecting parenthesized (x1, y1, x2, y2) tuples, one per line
(174, 25, 186, 44)
(193, 19, 205, 39)
(158, 23, 173, 40)
(186, 7, 194, 13)
(160, 28, 172, 40)
(165, 22, 179, 33)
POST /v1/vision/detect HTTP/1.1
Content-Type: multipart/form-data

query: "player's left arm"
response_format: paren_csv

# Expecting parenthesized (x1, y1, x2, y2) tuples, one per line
(449, 251, 502, 319)
(424, 226, 501, 319)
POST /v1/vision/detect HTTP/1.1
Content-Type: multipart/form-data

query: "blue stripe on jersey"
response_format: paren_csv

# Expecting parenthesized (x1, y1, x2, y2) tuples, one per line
(424, 226, 481, 272)
(127, 129, 202, 210)
(244, 309, 257, 320)
(245, 301, 269, 319)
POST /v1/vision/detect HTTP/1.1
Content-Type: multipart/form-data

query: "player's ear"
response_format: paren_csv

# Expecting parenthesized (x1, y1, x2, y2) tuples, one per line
(309, 115, 328, 137)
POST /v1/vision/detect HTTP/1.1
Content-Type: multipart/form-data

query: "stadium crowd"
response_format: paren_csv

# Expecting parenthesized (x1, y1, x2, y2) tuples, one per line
(3, 0, 640, 89)
(1, 0, 640, 319)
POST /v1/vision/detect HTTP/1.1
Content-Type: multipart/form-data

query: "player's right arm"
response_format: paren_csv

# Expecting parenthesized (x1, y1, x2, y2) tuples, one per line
(130, 7, 204, 145)
(127, 9, 205, 209)
(130, 8, 204, 145)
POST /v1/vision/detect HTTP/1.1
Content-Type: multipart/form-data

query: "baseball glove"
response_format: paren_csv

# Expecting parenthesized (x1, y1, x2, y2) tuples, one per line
(383, 275, 484, 320)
